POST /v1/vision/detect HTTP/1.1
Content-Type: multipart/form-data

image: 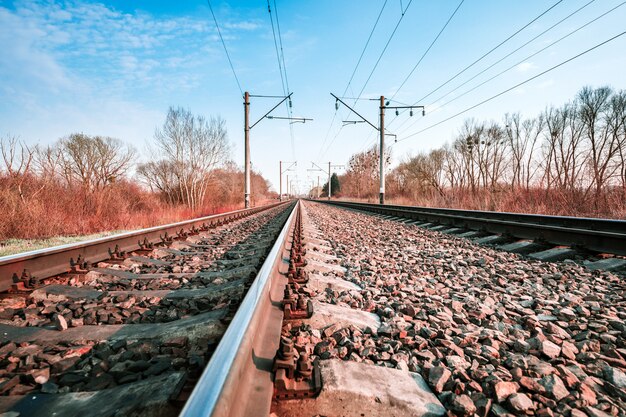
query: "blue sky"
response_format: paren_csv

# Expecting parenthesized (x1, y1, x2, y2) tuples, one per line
(1, 0, 625, 194)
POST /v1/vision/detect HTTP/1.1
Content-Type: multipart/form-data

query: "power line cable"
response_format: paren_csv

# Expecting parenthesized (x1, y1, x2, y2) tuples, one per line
(274, 0, 291, 98)
(389, 0, 465, 102)
(267, 1, 287, 95)
(412, 0, 563, 106)
(395, 0, 624, 136)
(342, 0, 389, 97)
(353, 0, 414, 103)
(425, 0, 598, 110)
(388, 0, 567, 132)
(272, 0, 297, 161)
(267, 0, 296, 160)
(207, 0, 243, 96)
(396, 30, 626, 143)
(317, 1, 388, 160)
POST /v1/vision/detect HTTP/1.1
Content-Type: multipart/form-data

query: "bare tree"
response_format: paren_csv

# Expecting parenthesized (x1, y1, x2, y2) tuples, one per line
(505, 113, 543, 190)
(1, 135, 36, 202)
(578, 86, 621, 207)
(542, 103, 586, 192)
(139, 107, 230, 209)
(608, 91, 626, 188)
(56, 133, 136, 192)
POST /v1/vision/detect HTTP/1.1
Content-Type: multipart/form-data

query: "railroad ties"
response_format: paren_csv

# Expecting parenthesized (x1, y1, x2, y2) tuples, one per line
(0, 203, 294, 416)
(270, 200, 625, 417)
(271, 202, 446, 416)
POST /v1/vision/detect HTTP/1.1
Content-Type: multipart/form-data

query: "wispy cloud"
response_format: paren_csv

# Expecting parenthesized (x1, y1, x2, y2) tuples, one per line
(515, 62, 537, 73)
(0, 0, 260, 144)
(0, 0, 258, 97)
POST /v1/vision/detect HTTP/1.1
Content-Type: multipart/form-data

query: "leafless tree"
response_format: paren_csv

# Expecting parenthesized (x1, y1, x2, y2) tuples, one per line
(139, 107, 230, 209)
(504, 113, 543, 190)
(608, 91, 626, 188)
(56, 133, 136, 192)
(578, 86, 622, 208)
(542, 103, 586, 192)
(0, 135, 36, 202)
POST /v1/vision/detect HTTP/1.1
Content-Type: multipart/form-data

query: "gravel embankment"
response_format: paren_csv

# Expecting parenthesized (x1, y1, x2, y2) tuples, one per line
(300, 201, 626, 417)
(0, 205, 291, 398)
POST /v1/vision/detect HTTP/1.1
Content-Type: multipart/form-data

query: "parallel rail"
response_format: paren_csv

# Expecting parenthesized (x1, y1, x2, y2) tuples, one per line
(0, 202, 286, 293)
(315, 200, 626, 256)
(181, 201, 297, 417)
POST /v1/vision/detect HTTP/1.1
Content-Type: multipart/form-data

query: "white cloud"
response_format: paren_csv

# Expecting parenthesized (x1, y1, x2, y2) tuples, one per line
(516, 62, 537, 73)
(0, 0, 259, 145)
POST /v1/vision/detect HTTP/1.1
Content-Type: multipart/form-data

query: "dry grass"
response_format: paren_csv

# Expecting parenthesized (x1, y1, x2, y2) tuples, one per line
(0, 231, 129, 257)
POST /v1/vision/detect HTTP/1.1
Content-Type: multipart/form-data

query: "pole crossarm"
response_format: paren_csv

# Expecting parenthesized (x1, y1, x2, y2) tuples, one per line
(310, 162, 326, 172)
(250, 93, 293, 129)
(267, 116, 313, 123)
(331, 93, 378, 130)
(384, 105, 425, 110)
(281, 161, 297, 174)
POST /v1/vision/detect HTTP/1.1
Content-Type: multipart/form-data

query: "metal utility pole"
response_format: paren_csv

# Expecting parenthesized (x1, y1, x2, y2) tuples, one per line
(310, 161, 342, 200)
(279, 161, 296, 201)
(331, 92, 424, 205)
(328, 162, 331, 200)
(244, 92, 250, 208)
(317, 176, 320, 198)
(243, 92, 309, 208)
(379, 95, 385, 204)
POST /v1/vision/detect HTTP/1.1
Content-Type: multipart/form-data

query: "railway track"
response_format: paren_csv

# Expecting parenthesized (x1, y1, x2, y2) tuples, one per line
(317, 200, 626, 270)
(0, 201, 296, 416)
(1, 199, 624, 417)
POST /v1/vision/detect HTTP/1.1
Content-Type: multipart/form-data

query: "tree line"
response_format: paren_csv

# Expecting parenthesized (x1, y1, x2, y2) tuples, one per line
(0, 107, 274, 239)
(336, 86, 626, 217)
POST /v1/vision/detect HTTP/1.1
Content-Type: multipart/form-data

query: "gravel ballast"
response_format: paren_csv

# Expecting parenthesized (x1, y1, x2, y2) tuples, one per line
(301, 201, 626, 417)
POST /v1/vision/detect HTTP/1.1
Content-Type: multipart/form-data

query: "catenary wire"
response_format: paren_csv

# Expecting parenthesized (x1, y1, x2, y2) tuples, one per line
(388, 0, 465, 102)
(207, 0, 243, 96)
(394, 0, 625, 137)
(395, 30, 626, 143)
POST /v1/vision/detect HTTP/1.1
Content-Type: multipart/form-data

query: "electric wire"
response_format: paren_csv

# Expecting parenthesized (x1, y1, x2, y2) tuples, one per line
(388, 0, 465, 102)
(342, 0, 389, 97)
(388, 0, 569, 133)
(207, 0, 243, 96)
(317, 1, 388, 160)
(394, 0, 625, 137)
(268, 0, 296, 160)
(272, 0, 297, 161)
(412, 0, 564, 106)
(424, 0, 598, 112)
(320, 0, 413, 159)
(395, 30, 626, 143)
(353, 0, 414, 103)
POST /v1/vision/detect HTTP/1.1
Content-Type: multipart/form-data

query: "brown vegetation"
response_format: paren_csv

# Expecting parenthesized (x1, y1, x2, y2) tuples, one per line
(0, 108, 275, 241)
(335, 86, 626, 218)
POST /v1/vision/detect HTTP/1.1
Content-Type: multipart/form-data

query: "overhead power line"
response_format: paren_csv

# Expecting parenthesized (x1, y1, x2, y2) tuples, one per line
(396, 30, 626, 143)
(353, 0, 414, 103)
(207, 0, 243, 96)
(317, 1, 388, 160)
(389, 0, 465, 102)
(268, 0, 296, 160)
(342, 0, 389, 97)
(425, 0, 598, 109)
(268, 0, 287, 95)
(395, 0, 624, 137)
(412, 0, 564, 105)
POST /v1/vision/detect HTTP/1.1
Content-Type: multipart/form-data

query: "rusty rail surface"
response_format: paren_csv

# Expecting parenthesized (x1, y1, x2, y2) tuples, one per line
(314, 200, 626, 256)
(0, 202, 287, 293)
(180, 201, 298, 417)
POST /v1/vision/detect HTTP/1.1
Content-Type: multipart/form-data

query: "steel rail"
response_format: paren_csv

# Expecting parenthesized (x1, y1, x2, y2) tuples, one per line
(315, 200, 626, 256)
(0, 202, 287, 292)
(180, 201, 298, 417)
